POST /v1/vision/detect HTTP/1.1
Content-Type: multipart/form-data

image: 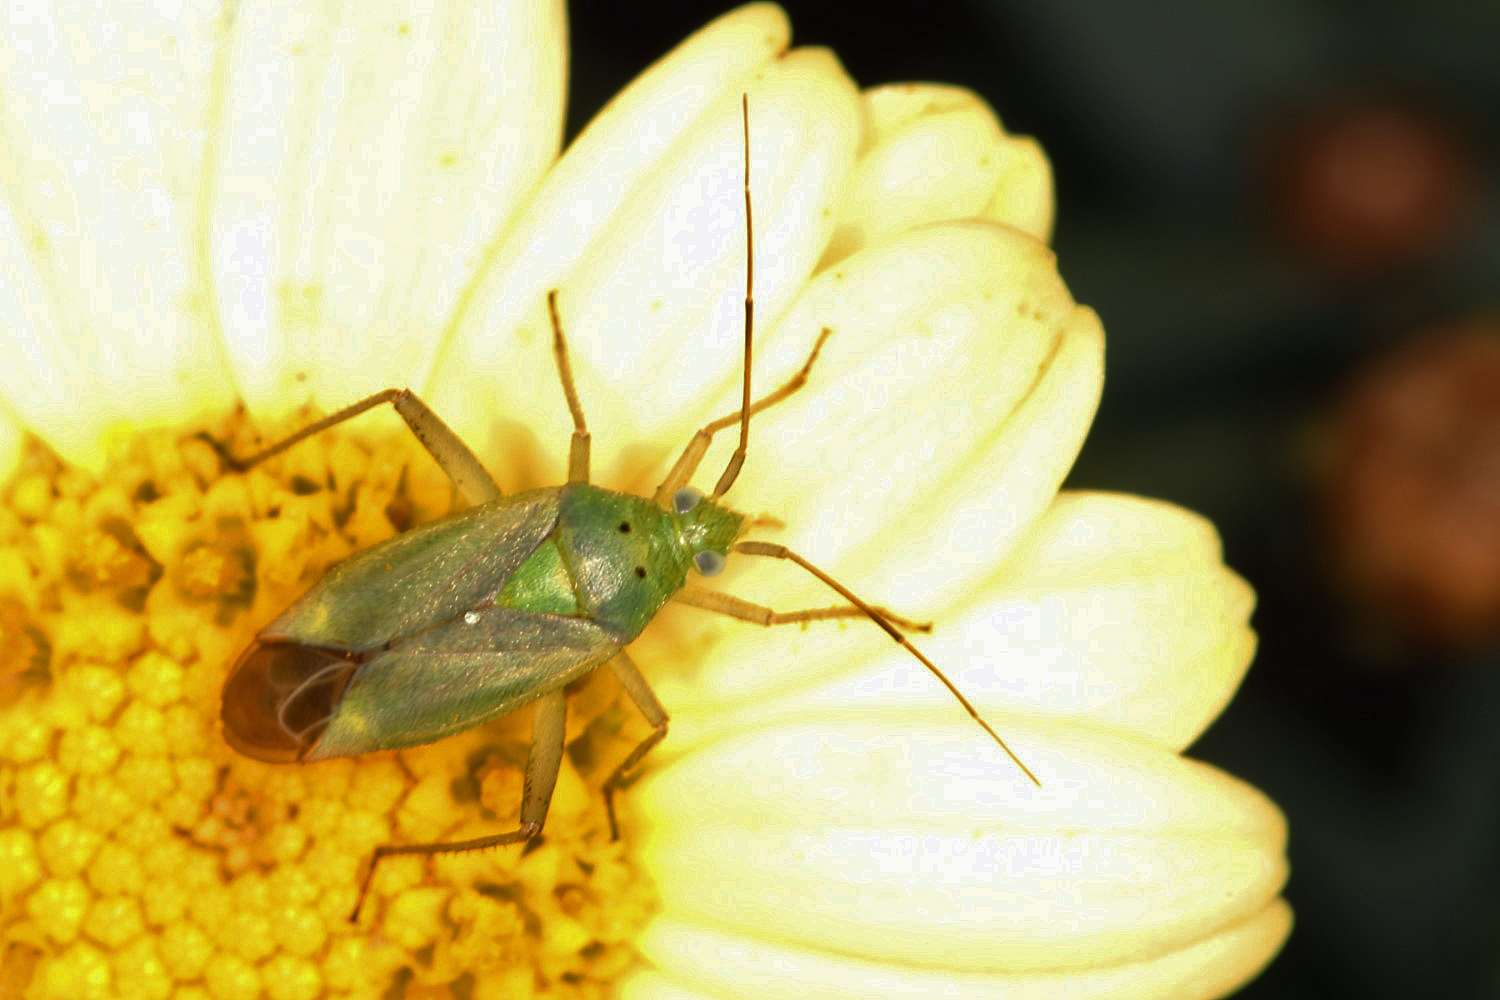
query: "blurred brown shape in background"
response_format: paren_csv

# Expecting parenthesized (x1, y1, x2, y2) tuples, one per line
(1266, 93, 1478, 276)
(1323, 319, 1500, 645)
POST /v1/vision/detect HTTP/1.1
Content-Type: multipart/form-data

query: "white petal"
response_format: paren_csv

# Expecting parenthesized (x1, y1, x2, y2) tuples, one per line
(0, 1, 235, 472)
(824, 83, 1054, 264)
(748, 224, 1096, 592)
(638, 223, 1101, 717)
(959, 491, 1257, 749)
(632, 718, 1289, 974)
(209, 0, 566, 420)
(426, 5, 862, 489)
(658, 492, 1254, 756)
(623, 900, 1290, 1000)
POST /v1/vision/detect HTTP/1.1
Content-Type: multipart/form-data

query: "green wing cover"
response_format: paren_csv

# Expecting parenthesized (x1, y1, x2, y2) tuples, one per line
(262, 487, 562, 651)
(306, 607, 621, 759)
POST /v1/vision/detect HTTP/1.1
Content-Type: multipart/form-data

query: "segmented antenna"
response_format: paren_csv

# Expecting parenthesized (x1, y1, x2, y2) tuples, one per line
(711, 93, 754, 500)
(736, 540, 1043, 788)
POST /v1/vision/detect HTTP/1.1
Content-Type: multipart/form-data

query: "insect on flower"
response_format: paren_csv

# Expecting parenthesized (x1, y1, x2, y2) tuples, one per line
(214, 96, 1040, 923)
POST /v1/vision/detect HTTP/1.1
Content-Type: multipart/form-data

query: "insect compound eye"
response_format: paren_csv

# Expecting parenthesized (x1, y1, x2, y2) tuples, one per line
(694, 550, 726, 577)
(673, 487, 703, 515)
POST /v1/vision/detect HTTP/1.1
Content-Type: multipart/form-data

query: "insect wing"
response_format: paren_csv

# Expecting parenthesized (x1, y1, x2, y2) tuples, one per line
(306, 607, 623, 760)
(263, 488, 562, 652)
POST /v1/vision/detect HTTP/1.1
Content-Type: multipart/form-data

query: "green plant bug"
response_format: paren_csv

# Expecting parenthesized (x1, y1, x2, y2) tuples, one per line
(215, 96, 1040, 923)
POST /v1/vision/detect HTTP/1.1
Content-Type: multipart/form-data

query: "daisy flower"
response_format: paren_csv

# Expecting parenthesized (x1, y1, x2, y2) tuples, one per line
(0, 3, 1288, 999)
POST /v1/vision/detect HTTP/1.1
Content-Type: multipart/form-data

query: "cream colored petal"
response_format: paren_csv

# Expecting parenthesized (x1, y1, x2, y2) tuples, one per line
(656, 492, 1253, 757)
(623, 900, 1291, 1000)
(985, 136, 1053, 240)
(427, 6, 860, 488)
(631, 718, 1289, 974)
(638, 223, 1100, 718)
(956, 491, 1258, 749)
(468, 1, 790, 285)
(209, 0, 566, 420)
(823, 84, 1054, 266)
(0, 1, 236, 473)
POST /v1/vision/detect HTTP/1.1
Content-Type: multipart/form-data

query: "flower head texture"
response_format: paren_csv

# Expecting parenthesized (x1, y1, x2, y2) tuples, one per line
(0, 3, 1288, 1000)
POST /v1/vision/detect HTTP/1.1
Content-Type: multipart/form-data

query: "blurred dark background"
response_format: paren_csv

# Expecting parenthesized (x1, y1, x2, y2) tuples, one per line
(565, 2, 1500, 996)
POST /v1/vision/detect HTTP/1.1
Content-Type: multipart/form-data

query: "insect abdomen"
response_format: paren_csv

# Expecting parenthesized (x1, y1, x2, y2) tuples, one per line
(220, 640, 360, 763)
(305, 608, 621, 760)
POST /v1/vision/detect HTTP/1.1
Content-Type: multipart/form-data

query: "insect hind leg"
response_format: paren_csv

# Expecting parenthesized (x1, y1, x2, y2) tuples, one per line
(348, 687, 568, 922)
(203, 388, 501, 506)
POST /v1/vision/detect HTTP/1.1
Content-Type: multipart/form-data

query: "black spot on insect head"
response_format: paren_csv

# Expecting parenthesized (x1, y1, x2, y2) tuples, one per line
(617, 521, 631, 533)
(634, 566, 646, 579)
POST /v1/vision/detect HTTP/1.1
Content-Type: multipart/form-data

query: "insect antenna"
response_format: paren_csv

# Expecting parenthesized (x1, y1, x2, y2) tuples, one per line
(710, 92, 754, 501)
(736, 539, 1044, 788)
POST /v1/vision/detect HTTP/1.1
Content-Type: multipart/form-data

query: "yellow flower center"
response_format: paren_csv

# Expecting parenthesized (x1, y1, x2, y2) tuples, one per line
(0, 417, 657, 1000)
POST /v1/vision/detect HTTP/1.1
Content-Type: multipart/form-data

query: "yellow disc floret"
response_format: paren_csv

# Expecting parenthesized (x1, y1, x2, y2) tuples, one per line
(0, 419, 657, 998)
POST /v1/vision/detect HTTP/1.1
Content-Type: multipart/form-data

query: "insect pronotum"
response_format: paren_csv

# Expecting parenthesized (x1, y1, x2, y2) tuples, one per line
(215, 95, 1041, 922)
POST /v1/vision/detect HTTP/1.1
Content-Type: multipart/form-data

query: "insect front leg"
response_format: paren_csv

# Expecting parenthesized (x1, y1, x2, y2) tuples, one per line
(652, 328, 833, 506)
(349, 687, 568, 922)
(601, 650, 669, 840)
(208, 388, 501, 506)
(672, 584, 932, 633)
(546, 290, 591, 484)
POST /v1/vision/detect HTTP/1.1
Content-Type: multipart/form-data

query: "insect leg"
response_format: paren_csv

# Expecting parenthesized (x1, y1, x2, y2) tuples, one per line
(734, 540, 1042, 788)
(546, 290, 591, 484)
(601, 650, 669, 840)
(672, 584, 932, 633)
(652, 327, 833, 506)
(348, 687, 567, 922)
(207, 388, 501, 506)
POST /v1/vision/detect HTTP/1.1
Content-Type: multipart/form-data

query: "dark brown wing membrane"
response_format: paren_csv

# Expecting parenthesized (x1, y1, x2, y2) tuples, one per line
(220, 641, 360, 763)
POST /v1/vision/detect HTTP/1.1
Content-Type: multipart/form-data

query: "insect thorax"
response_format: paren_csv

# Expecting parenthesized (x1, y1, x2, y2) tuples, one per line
(543, 483, 740, 640)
